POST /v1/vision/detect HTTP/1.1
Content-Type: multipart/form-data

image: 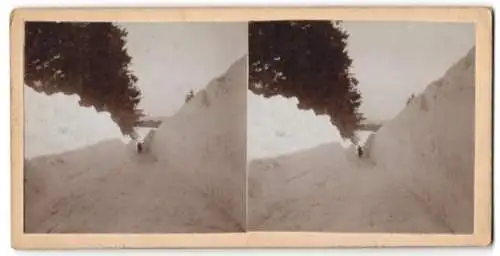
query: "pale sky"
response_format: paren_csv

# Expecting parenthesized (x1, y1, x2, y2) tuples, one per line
(119, 22, 248, 117)
(25, 21, 475, 160)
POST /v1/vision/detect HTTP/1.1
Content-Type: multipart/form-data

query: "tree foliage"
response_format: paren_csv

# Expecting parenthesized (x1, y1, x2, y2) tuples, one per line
(249, 20, 364, 140)
(24, 22, 143, 137)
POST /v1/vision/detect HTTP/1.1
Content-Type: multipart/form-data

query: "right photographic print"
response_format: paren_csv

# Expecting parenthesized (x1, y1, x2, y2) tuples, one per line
(247, 21, 476, 233)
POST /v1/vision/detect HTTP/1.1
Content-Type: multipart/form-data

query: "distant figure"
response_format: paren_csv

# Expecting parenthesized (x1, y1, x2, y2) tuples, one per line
(137, 141, 143, 154)
(357, 145, 364, 158)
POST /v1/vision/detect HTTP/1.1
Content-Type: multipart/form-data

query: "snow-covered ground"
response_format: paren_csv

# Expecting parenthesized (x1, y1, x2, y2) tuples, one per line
(248, 47, 475, 233)
(24, 87, 124, 159)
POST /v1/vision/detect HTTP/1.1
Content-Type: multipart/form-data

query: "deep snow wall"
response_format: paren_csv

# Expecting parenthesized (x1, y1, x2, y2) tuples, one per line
(149, 55, 247, 229)
(368, 47, 475, 233)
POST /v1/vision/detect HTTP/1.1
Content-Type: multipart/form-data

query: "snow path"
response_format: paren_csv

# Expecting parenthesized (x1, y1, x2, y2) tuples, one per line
(24, 144, 242, 233)
(248, 144, 452, 233)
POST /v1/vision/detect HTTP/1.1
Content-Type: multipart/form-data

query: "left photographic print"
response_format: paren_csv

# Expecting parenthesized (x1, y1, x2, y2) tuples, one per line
(23, 22, 248, 233)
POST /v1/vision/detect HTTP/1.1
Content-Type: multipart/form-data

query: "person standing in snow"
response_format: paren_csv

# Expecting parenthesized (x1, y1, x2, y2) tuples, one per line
(130, 132, 143, 154)
(357, 145, 364, 158)
(350, 135, 363, 158)
(137, 141, 143, 154)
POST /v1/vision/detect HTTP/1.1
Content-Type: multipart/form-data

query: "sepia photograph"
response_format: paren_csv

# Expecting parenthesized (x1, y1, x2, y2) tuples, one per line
(10, 7, 491, 249)
(247, 20, 476, 233)
(23, 21, 248, 233)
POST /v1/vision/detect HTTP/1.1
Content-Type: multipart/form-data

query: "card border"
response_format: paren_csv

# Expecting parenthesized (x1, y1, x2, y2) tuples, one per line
(10, 6, 493, 249)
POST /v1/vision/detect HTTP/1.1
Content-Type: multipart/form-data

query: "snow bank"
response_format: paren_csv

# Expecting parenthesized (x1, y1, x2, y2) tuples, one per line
(148, 55, 247, 229)
(24, 86, 125, 159)
(368, 47, 475, 233)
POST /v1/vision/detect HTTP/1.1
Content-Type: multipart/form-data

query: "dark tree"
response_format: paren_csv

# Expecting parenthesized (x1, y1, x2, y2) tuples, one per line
(24, 22, 143, 138)
(249, 21, 364, 140)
